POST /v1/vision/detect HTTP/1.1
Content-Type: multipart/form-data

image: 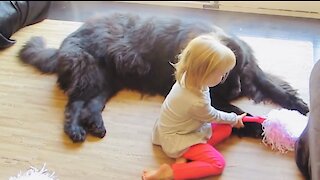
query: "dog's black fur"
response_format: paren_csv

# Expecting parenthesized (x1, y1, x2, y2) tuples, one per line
(19, 13, 309, 142)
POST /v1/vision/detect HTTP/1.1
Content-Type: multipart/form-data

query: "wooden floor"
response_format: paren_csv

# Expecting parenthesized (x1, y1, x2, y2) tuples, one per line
(0, 19, 311, 179)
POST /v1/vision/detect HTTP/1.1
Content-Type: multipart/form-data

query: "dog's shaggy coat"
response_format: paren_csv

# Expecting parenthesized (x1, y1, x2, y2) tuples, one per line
(19, 13, 309, 142)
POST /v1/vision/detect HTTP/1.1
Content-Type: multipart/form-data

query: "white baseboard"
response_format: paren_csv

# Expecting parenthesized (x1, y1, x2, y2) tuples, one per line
(115, 1, 320, 19)
(217, 3, 320, 19)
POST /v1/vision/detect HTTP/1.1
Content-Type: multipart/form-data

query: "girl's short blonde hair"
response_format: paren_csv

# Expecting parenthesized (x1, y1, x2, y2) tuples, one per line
(174, 34, 236, 89)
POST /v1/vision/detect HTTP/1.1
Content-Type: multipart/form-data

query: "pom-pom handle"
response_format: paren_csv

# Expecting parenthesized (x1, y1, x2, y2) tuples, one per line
(243, 116, 266, 124)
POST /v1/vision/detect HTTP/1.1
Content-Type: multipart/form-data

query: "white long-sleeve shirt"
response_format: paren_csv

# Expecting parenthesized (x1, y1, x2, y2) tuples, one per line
(152, 80, 237, 158)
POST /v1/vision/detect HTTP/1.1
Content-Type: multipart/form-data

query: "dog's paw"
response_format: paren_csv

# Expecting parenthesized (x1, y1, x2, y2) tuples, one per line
(64, 123, 87, 143)
(294, 99, 309, 115)
(83, 113, 106, 138)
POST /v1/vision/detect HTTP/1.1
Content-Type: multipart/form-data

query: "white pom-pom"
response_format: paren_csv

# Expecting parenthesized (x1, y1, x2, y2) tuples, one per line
(9, 164, 58, 180)
(261, 109, 308, 153)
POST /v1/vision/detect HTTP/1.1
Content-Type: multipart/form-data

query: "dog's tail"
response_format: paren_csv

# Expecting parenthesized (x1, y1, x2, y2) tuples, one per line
(19, 36, 58, 74)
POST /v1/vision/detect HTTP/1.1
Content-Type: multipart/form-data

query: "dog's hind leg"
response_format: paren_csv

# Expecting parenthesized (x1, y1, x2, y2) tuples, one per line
(64, 100, 87, 142)
(79, 89, 118, 138)
(57, 47, 106, 142)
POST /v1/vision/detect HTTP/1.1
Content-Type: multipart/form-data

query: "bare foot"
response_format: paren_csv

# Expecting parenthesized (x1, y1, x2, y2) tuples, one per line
(175, 157, 187, 164)
(142, 164, 174, 180)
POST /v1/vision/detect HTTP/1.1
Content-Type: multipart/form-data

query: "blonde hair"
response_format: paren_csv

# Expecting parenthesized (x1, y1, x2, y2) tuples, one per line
(174, 34, 236, 89)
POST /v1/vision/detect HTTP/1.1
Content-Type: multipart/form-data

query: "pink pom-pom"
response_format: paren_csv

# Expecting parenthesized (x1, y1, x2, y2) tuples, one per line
(261, 109, 308, 153)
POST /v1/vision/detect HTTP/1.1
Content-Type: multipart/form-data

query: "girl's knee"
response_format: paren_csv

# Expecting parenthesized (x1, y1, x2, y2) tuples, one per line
(221, 123, 232, 132)
(209, 124, 232, 145)
(225, 124, 232, 136)
(207, 154, 226, 174)
(214, 157, 226, 174)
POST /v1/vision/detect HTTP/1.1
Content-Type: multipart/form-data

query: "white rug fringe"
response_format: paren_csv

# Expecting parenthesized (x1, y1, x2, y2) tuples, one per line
(9, 164, 58, 180)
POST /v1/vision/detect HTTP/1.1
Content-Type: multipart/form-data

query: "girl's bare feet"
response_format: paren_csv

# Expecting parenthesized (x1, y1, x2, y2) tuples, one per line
(142, 164, 174, 180)
(175, 157, 187, 164)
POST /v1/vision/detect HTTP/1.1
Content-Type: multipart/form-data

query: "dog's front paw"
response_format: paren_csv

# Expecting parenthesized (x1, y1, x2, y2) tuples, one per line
(294, 99, 309, 115)
(64, 123, 87, 143)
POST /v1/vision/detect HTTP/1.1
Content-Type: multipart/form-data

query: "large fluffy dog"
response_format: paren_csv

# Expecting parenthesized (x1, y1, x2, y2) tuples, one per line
(19, 13, 309, 142)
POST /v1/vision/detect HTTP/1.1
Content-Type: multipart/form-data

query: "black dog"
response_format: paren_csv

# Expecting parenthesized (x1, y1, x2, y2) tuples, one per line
(19, 13, 309, 142)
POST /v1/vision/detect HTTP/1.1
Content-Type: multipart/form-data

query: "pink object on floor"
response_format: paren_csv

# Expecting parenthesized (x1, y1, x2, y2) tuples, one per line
(243, 109, 308, 153)
(243, 116, 266, 123)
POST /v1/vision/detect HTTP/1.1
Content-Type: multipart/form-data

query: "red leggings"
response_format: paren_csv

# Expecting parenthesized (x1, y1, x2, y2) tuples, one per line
(171, 123, 232, 180)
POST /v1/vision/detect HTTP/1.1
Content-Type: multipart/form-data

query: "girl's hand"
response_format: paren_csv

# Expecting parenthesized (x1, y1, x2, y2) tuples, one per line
(234, 113, 246, 128)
